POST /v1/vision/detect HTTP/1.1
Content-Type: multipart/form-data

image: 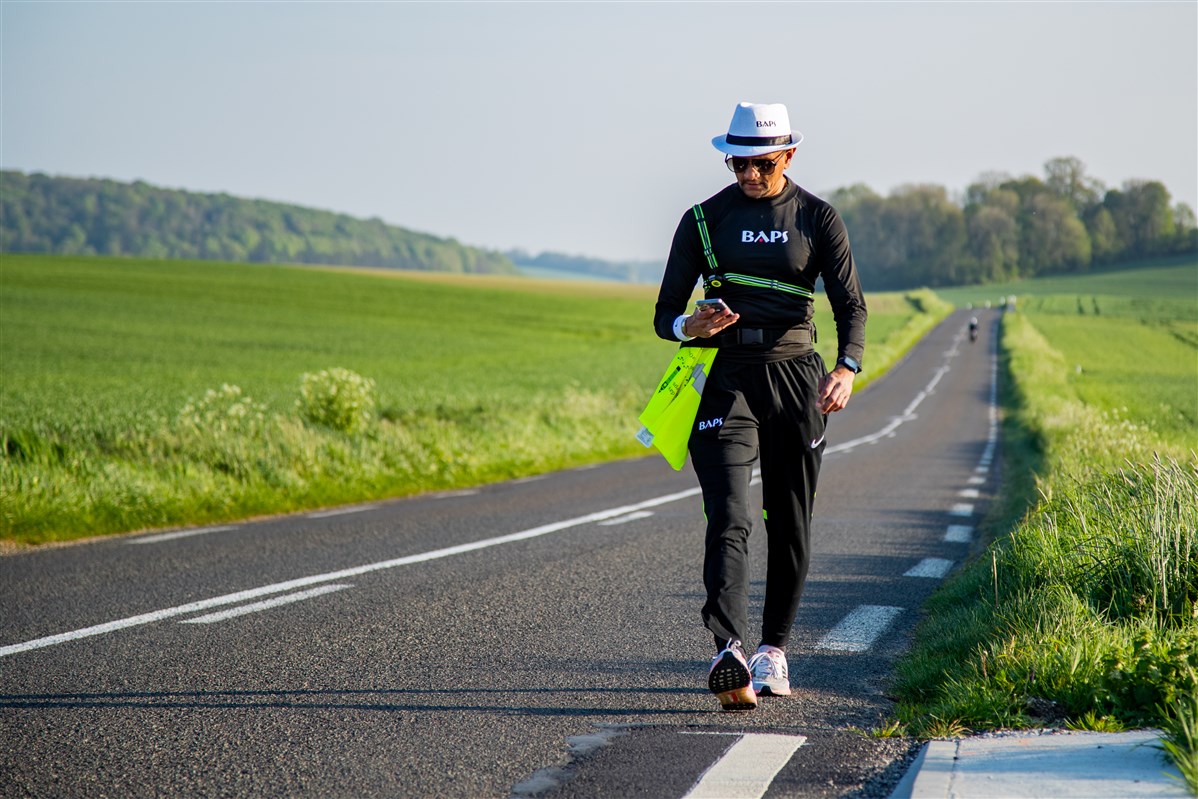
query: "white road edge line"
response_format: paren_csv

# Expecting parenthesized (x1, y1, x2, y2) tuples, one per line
(180, 584, 352, 624)
(815, 605, 903, 652)
(3, 335, 962, 659)
(682, 733, 807, 799)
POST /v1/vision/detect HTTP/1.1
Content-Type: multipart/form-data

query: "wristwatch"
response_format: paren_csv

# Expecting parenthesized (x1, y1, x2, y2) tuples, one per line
(836, 356, 861, 374)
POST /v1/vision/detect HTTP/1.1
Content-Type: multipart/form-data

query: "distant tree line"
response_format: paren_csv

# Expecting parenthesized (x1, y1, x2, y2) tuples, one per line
(0, 171, 516, 275)
(3, 161, 1193, 288)
(827, 157, 1197, 290)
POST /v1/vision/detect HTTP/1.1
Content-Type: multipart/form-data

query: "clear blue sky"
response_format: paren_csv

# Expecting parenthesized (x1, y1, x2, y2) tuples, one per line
(4, 1, 1195, 262)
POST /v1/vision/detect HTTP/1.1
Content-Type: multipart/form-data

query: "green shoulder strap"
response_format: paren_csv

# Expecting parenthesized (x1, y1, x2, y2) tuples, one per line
(692, 204, 719, 273)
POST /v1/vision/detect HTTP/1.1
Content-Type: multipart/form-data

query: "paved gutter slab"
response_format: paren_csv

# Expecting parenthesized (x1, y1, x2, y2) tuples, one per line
(891, 731, 1189, 799)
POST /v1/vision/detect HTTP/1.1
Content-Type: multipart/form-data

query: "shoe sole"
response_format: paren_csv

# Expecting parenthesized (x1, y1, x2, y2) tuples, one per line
(709, 653, 757, 712)
(715, 685, 758, 711)
(754, 683, 793, 697)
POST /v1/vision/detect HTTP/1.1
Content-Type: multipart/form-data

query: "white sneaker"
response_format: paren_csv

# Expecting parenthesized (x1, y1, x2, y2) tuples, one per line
(707, 640, 757, 711)
(748, 646, 791, 696)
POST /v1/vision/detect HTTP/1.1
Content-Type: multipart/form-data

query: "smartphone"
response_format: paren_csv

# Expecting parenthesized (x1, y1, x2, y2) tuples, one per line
(695, 298, 729, 313)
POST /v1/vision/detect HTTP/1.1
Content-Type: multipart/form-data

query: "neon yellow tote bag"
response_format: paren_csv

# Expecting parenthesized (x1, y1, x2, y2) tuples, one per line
(635, 346, 718, 470)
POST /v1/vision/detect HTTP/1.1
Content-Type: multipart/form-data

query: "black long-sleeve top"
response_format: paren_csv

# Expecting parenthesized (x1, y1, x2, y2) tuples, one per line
(654, 179, 867, 366)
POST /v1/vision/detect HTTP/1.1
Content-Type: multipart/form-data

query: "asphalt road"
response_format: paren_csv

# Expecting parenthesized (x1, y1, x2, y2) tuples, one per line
(0, 308, 1001, 799)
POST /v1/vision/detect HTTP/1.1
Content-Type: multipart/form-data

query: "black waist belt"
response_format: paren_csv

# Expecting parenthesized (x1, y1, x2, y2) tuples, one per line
(710, 325, 813, 348)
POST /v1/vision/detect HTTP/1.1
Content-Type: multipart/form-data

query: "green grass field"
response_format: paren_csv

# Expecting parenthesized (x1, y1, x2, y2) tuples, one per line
(1, 254, 941, 544)
(1, 257, 660, 424)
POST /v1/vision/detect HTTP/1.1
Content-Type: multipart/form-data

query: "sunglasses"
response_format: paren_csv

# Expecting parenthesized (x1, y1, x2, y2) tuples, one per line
(725, 152, 786, 175)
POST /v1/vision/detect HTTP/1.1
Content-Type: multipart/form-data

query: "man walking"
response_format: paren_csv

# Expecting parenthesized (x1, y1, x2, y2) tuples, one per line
(654, 102, 867, 711)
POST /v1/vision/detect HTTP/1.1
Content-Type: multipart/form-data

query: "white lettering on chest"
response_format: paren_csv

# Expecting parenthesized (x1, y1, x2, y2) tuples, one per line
(741, 230, 789, 244)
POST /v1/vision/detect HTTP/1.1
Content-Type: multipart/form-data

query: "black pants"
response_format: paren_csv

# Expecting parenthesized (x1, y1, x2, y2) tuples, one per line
(688, 351, 827, 651)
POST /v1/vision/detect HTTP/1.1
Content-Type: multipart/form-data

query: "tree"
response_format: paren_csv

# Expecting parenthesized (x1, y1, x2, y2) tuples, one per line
(825, 186, 909, 289)
(965, 202, 1020, 282)
(1084, 206, 1121, 263)
(1021, 193, 1092, 274)
(1172, 203, 1198, 253)
(1044, 156, 1104, 212)
(1104, 180, 1175, 258)
(890, 184, 966, 285)
(964, 172, 1013, 207)
(825, 183, 879, 210)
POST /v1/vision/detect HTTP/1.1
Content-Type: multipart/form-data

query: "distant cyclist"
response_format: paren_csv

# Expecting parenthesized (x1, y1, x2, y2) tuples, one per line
(969, 317, 979, 343)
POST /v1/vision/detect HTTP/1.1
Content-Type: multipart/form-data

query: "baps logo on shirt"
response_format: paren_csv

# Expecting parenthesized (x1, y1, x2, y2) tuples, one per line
(742, 230, 789, 244)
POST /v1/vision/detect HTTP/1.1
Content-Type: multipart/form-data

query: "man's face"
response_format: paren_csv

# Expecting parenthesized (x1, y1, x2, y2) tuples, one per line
(729, 149, 794, 199)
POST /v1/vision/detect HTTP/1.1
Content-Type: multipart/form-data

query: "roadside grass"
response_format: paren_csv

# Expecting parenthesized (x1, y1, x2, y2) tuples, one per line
(893, 258, 1197, 792)
(1, 254, 935, 545)
(1163, 690, 1198, 793)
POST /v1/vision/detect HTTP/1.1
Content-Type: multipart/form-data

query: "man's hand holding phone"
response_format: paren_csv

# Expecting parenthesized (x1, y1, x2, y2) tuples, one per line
(685, 298, 739, 339)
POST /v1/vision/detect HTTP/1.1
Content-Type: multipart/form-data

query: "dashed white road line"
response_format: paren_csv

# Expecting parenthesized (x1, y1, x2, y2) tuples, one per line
(180, 584, 352, 624)
(430, 489, 480, 499)
(307, 505, 379, 519)
(833, 328, 965, 456)
(949, 503, 975, 517)
(128, 526, 237, 545)
(598, 511, 655, 526)
(945, 524, 975, 543)
(904, 558, 955, 579)
(816, 605, 903, 652)
(682, 733, 807, 799)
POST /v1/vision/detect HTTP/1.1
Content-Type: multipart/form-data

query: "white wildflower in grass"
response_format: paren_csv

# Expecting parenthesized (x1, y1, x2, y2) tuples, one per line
(296, 368, 377, 435)
(170, 384, 272, 480)
(176, 384, 267, 437)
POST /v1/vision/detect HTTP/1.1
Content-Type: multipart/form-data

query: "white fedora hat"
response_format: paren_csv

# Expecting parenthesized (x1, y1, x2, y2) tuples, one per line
(712, 102, 803, 156)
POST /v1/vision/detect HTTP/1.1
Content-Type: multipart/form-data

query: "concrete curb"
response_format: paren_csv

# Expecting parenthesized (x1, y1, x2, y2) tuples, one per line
(886, 740, 929, 799)
(888, 731, 1190, 799)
